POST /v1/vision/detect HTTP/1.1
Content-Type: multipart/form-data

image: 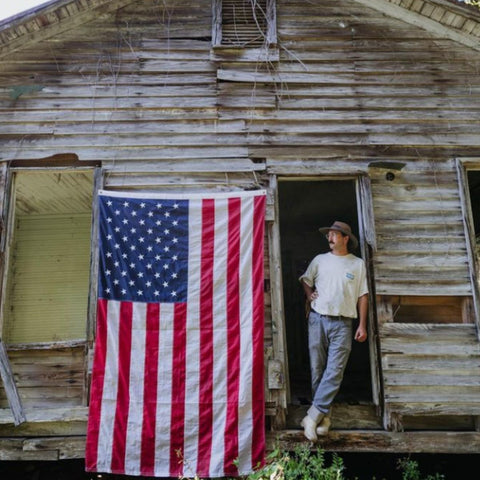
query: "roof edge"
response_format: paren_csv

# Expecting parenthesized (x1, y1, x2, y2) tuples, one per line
(351, 0, 480, 51)
(0, 0, 135, 58)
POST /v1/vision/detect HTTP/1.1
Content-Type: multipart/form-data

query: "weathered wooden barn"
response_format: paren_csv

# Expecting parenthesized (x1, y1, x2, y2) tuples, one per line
(0, 0, 480, 464)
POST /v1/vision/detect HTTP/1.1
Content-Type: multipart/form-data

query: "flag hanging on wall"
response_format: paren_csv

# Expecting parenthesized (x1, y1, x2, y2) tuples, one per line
(85, 189, 266, 478)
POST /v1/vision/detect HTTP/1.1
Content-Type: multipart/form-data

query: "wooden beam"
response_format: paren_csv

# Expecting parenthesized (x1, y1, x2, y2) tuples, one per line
(0, 435, 85, 461)
(0, 340, 26, 425)
(268, 429, 480, 454)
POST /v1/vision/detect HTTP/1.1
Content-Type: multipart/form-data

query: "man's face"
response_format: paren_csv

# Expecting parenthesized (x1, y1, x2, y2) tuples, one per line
(326, 230, 348, 252)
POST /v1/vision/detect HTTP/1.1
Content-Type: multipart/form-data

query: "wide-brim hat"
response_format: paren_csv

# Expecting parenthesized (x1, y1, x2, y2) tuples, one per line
(319, 220, 358, 250)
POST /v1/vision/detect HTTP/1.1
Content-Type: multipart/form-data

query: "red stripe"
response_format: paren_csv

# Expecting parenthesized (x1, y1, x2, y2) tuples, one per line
(197, 199, 215, 474)
(251, 195, 266, 468)
(111, 301, 133, 473)
(85, 298, 108, 472)
(224, 197, 241, 476)
(140, 303, 160, 476)
(169, 302, 187, 477)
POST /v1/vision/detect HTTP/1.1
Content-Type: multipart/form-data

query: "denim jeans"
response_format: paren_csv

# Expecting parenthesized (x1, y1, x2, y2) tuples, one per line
(307, 311, 352, 421)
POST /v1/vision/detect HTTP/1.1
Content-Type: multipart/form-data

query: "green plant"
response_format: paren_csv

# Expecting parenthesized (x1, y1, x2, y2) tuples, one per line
(235, 444, 345, 480)
(397, 458, 445, 480)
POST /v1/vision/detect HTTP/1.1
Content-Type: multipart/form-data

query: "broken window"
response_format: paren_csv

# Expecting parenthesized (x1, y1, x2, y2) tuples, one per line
(212, 0, 277, 49)
(1, 169, 94, 345)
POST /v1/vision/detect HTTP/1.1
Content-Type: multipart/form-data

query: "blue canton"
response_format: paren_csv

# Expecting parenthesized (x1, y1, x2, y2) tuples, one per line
(98, 195, 189, 303)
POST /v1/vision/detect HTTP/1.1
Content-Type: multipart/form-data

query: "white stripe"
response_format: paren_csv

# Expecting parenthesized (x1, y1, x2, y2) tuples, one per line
(124, 302, 147, 475)
(154, 302, 174, 476)
(96, 300, 120, 472)
(182, 198, 203, 475)
(209, 197, 230, 477)
(237, 196, 255, 473)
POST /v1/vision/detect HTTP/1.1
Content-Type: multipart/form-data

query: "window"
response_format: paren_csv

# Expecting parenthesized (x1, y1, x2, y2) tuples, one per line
(1, 169, 94, 345)
(211, 0, 278, 60)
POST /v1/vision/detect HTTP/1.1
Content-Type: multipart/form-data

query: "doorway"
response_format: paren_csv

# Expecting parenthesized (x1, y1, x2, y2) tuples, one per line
(278, 179, 373, 410)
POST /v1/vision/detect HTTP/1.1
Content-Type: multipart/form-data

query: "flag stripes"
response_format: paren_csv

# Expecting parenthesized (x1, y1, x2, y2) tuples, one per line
(86, 190, 266, 478)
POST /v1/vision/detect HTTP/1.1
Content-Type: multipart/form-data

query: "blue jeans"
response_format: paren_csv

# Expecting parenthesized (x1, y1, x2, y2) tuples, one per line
(307, 311, 352, 422)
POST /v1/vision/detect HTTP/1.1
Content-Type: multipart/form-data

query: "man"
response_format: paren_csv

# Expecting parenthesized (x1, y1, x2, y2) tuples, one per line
(299, 220, 368, 442)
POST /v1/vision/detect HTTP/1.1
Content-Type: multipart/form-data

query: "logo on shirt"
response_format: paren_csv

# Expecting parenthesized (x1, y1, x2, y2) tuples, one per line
(346, 272, 355, 280)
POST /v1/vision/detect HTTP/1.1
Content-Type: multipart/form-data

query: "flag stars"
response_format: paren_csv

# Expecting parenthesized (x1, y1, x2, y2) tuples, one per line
(100, 196, 188, 302)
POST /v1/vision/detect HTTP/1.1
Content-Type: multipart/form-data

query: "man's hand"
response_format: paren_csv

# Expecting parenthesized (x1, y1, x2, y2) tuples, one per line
(354, 325, 367, 343)
(309, 291, 318, 302)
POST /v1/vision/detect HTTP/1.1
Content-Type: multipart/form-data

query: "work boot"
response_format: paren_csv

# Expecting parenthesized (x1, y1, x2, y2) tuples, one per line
(300, 414, 323, 442)
(315, 415, 331, 436)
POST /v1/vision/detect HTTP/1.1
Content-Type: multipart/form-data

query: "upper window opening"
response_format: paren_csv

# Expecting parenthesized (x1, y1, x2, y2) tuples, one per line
(212, 0, 277, 48)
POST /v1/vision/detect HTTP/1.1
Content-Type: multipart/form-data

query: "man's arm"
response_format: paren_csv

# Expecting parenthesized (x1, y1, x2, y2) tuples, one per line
(301, 279, 318, 302)
(354, 293, 368, 342)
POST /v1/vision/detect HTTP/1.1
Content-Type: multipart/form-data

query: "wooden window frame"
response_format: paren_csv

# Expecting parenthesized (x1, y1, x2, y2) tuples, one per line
(211, 0, 279, 62)
(456, 157, 480, 339)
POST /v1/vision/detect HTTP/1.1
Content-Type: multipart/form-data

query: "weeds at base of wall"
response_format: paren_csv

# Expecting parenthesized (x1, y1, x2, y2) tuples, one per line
(179, 444, 446, 480)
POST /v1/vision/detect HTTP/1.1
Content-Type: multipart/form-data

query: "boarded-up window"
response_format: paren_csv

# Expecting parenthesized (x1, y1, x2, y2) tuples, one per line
(1, 170, 93, 344)
(212, 0, 276, 47)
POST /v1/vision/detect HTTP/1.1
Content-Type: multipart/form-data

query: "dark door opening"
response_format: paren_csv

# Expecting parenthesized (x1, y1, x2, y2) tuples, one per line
(278, 179, 372, 409)
(467, 171, 480, 292)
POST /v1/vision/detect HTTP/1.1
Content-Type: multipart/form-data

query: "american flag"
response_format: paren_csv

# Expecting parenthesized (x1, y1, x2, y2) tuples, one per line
(85, 189, 266, 478)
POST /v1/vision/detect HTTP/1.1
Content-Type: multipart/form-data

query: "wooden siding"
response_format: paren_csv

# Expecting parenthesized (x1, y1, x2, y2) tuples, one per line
(380, 322, 480, 430)
(0, 345, 85, 409)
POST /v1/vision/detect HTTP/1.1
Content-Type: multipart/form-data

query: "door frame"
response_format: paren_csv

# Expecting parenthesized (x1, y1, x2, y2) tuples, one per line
(267, 173, 381, 428)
